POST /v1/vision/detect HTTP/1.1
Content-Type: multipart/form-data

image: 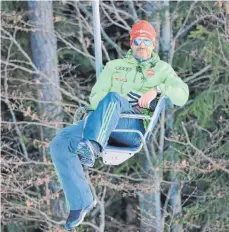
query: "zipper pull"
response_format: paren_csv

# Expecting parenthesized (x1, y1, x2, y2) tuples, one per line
(136, 66, 142, 72)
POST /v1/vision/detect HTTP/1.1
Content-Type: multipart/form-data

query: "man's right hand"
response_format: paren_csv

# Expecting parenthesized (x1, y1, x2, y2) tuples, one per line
(138, 88, 157, 109)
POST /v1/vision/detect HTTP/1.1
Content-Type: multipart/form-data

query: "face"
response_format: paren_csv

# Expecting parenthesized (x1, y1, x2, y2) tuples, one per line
(131, 36, 154, 60)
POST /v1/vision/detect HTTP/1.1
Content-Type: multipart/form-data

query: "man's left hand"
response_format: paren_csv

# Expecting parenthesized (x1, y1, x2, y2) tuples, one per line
(138, 88, 157, 109)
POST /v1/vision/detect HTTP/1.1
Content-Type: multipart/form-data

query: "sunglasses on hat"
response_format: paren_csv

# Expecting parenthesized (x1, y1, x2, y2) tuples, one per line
(133, 38, 153, 47)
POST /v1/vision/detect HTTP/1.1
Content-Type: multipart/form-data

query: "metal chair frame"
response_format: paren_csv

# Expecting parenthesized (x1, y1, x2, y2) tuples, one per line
(73, 96, 170, 165)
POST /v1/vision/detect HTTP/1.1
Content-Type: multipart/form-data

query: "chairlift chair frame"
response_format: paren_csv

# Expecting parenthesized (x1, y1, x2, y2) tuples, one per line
(73, 96, 170, 165)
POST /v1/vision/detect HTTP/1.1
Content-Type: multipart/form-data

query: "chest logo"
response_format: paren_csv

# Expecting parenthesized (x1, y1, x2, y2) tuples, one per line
(115, 66, 132, 72)
(146, 68, 155, 76)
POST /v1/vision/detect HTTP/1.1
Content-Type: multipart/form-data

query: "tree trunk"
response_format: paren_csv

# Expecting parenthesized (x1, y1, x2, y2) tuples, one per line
(28, 1, 62, 134)
(138, 157, 162, 232)
(145, 1, 161, 53)
(138, 1, 183, 231)
(27, 0, 66, 218)
(161, 1, 183, 231)
(138, 3, 162, 232)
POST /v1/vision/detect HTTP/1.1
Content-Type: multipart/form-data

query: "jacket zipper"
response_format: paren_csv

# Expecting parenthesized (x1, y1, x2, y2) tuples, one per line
(121, 69, 131, 94)
(121, 83, 124, 94)
(133, 68, 138, 83)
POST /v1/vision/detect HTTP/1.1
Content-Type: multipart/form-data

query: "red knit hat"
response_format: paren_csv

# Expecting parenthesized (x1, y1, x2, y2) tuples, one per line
(130, 20, 157, 46)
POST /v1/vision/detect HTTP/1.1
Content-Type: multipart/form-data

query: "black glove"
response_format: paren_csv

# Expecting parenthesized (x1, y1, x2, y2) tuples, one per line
(149, 98, 158, 111)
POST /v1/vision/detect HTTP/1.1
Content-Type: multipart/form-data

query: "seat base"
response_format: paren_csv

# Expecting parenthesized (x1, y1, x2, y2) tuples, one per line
(102, 145, 140, 165)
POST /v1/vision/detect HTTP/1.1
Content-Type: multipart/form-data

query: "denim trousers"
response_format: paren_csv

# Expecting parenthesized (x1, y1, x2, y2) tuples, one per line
(50, 92, 145, 210)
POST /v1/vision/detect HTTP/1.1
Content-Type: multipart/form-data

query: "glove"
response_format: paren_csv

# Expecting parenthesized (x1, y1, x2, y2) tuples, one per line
(149, 98, 158, 111)
(127, 91, 142, 113)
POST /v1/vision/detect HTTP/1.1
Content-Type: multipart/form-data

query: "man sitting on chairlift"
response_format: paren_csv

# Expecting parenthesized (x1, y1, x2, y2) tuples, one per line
(50, 20, 189, 230)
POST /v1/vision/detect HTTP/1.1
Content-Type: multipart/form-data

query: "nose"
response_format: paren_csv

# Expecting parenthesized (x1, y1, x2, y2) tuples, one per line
(139, 41, 146, 48)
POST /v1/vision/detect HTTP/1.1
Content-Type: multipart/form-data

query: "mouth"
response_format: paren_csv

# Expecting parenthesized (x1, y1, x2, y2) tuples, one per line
(138, 49, 146, 52)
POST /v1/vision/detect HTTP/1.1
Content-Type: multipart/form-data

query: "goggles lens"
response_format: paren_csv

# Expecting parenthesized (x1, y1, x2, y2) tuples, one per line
(133, 38, 153, 47)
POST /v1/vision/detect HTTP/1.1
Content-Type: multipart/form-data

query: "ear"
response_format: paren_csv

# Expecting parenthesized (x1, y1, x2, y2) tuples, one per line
(152, 38, 156, 47)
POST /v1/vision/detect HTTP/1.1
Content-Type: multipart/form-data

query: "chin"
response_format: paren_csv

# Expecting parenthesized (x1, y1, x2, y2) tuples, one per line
(137, 53, 147, 58)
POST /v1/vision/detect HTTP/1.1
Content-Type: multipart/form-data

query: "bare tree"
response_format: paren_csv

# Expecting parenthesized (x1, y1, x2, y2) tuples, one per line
(27, 0, 62, 139)
(27, 0, 64, 218)
(161, 1, 183, 232)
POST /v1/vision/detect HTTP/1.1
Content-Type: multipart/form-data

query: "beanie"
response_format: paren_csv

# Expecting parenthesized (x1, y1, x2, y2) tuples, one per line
(130, 20, 157, 46)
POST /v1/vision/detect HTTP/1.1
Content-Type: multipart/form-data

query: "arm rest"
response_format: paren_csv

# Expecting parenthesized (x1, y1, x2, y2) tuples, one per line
(144, 96, 171, 139)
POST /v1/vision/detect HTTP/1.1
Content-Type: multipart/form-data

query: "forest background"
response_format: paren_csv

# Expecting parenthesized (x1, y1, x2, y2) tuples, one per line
(1, 1, 229, 232)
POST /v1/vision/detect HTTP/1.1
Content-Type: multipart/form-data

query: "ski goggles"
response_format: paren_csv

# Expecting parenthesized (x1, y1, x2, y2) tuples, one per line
(133, 38, 153, 47)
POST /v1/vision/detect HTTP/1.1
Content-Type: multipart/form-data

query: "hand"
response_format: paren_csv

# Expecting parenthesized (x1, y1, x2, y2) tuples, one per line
(138, 88, 157, 109)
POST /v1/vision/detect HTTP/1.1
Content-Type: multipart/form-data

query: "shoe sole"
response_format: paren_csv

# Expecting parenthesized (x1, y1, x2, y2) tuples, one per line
(65, 200, 97, 230)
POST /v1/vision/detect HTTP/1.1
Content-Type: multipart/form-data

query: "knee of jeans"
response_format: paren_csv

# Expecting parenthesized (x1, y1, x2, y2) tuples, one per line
(49, 135, 67, 160)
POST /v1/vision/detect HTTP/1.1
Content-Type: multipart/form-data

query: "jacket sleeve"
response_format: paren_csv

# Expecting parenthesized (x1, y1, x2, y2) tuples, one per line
(158, 64, 189, 106)
(89, 61, 113, 109)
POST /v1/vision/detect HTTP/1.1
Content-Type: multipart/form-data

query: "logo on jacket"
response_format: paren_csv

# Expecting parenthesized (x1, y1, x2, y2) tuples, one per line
(146, 68, 155, 76)
(115, 77, 127, 82)
(115, 66, 132, 72)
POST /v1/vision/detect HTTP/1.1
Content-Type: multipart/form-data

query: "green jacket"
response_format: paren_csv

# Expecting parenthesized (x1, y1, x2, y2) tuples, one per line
(90, 50, 189, 109)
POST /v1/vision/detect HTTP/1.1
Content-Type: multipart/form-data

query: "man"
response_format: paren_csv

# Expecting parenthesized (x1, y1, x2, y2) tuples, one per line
(50, 20, 189, 230)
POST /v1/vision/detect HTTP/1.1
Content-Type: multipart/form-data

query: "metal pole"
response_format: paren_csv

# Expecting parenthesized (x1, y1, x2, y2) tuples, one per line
(92, 0, 102, 79)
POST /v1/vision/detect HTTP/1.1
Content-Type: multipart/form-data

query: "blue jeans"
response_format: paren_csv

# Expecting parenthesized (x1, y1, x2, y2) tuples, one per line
(50, 92, 145, 210)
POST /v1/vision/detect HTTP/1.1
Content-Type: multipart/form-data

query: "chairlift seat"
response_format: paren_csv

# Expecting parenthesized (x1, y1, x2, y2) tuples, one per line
(73, 96, 171, 165)
(103, 144, 141, 165)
